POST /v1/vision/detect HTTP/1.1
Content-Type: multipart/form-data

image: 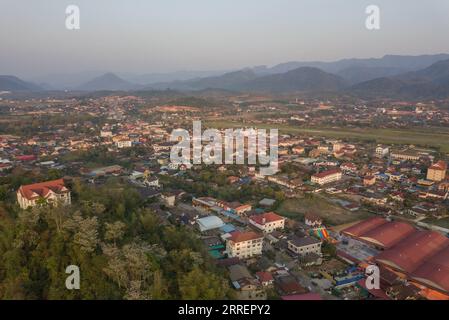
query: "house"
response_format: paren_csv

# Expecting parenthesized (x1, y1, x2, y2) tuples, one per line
(228, 264, 261, 294)
(249, 212, 285, 233)
(259, 198, 276, 207)
(256, 271, 274, 287)
(311, 168, 342, 185)
(116, 139, 132, 149)
(287, 236, 321, 256)
(304, 214, 323, 228)
(226, 231, 264, 259)
(364, 175, 376, 186)
(275, 275, 307, 296)
(17, 179, 71, 209)
(340, 162, 357, 173)
(144, 176, 159, 187)
(161, 192, 176, 207)
(292, 146, 305, 154)
(218, 201, 252, 216)
(267, 175, 298, 189)
(426, 160, 447, 182)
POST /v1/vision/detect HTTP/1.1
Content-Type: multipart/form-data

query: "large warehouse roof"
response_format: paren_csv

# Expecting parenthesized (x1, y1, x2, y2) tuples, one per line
(342, 217, 388, 238)
(359, 221, 416, 249)
(411, 244, 449, 293)
(342, 218, 449, 293)
(375, 230, 449, 274)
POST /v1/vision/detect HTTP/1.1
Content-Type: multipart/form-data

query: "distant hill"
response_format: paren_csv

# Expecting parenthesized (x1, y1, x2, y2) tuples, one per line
(336, 66, 407, 85)
(260, 54, 449, 75)
(152, 67, 346, 93)
(349, 59, 449, 98)
(240, 67, 347, 93)
(76, 73, 139, 91)
(150, 69, 258, 91)
(0, 75, 42, 91)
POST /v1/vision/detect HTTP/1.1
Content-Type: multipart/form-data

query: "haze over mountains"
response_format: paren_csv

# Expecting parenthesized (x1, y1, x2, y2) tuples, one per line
(0, 75, 43, 91)
(2, 53, 449, 99)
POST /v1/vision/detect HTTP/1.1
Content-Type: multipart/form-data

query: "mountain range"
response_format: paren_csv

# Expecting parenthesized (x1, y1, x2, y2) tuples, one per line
(2, 53, 449, 99)
(75, 73, 140, 91)
(0, 75, 43, 91)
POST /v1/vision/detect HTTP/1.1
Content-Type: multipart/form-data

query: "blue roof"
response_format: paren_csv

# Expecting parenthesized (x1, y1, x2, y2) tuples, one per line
(220, 224, 236, 233)
(197, 216, 225, 232)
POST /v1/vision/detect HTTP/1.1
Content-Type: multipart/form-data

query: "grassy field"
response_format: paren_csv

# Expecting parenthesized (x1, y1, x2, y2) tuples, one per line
(277, 195, 372, 226)
(206, 120, 449, 153)
(421, 217, 449, 229)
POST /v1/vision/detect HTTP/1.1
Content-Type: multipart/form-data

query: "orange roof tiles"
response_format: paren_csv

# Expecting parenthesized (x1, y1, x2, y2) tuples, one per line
(250, 212, 284, 225)
(18, 179, 68, 200)
(229, 231, 263, 243)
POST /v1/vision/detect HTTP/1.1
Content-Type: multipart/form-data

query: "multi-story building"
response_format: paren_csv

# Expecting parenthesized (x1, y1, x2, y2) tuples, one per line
(375, 145, 389, 157)
(287, 236, 322, 256)
(226, 231, 264, 259)
(311, 168, 342, 185)
(17, 179, 71, 209)
(249, 212, 285, 233)
(427, 160, 447, 182)
(391, 149, 420, 161)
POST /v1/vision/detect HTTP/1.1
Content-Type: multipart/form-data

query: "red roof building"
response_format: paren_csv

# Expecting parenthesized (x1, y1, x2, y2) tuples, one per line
(17, 179, 71, 209)
(342, 218, 449, 294)
(249, 212, 285, 233)
(359, 221, 416, 249)
(342, 217, 388, 238)
(226, 231, 264, 259)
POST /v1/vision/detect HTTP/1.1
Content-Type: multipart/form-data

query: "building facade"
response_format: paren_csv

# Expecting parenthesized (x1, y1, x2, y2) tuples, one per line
(249, 212, 285, 233)
(311, 169, 342, 185)
(287, 236, 322, 256)
(226, 231, 264, 259)
(17, 179, 71, 209)
(427, 161, 447, 182)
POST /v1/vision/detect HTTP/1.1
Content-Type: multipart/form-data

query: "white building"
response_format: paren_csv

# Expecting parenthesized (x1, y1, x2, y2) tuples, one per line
(249, 212, 285, 233)
(226, 231, 264, 259)
(116, 140, 132, 149)
(287, 236, 322, 256)
(375, 145, 389, 157)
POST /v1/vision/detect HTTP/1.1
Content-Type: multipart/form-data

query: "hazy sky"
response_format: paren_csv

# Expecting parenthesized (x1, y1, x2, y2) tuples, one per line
(1, 0, 449, 78)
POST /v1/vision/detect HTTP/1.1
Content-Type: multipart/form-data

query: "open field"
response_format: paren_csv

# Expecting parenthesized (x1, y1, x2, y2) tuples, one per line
(421, 217, 449, 229)
(206, 120, 449, 153)
(277, 196, 373, 226)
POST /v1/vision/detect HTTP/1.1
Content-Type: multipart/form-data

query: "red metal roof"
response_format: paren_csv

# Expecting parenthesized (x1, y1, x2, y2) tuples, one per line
(359, 221, 416, 249)
(411, 245, 449, 293)
(228, 231, 263, 243)
(312, 168, 341, 179)
(342, 217, 388, 237)
(376, 230, 449, 274)
(250, 212, 284, 225)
